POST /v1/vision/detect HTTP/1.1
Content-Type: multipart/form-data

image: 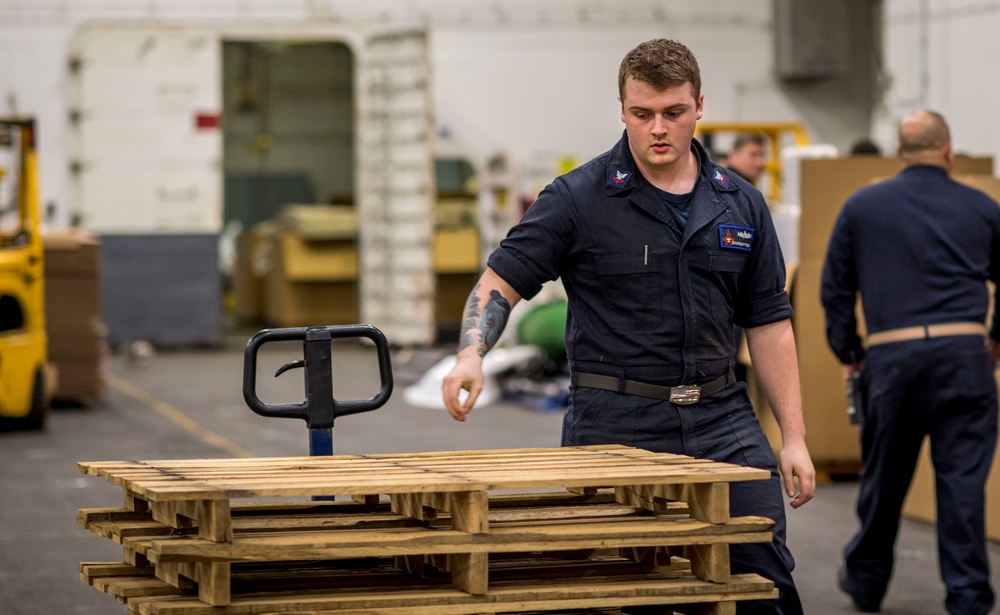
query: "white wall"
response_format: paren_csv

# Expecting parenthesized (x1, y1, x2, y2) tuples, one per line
(877, 0, 1000, 173)
(0, 0, 882, 228)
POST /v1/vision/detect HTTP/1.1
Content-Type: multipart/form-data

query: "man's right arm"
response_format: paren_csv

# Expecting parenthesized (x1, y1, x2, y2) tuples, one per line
(820, 207, 865, 366)
(442, 267, 522, 421)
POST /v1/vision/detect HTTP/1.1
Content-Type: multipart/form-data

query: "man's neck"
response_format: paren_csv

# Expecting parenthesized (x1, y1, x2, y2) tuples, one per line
(635, 148, 700, 194)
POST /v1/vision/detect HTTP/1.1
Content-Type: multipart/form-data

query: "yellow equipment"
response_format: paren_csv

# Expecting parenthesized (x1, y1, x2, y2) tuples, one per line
(0, 117, 48, 429)
(695, 121, 809, 204)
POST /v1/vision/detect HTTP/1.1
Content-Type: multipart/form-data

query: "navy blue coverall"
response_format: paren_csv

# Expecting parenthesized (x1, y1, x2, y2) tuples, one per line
(488, 133, 802, 614)
(821, 164, 1000, 615)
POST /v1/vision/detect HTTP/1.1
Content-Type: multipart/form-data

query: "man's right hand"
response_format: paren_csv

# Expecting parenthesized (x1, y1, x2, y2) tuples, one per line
(442, 351, 485, 421)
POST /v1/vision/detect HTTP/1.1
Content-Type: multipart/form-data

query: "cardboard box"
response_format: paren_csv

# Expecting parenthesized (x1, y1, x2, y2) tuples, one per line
(433, 228, 480, 273)
(42, 230, 104, 402)
(50, 357, 105, 400)
(277, 205, 357, 240)
(263, 278, 358, 328)
(42, 230, 101, 274)
(232, 229, 266, 324)
(280, 233, 357, 282)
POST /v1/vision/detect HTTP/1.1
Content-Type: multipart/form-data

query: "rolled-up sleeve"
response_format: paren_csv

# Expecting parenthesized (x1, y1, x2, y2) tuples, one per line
(486, 179, 577, 301)
(735, 193, 793, 328)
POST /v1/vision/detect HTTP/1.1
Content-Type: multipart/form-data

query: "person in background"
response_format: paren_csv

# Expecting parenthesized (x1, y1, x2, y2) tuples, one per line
(849, 138, 882, 156)
(727, 132, 768, 184)
(821, 110, 1000, 615)
(442, 38, 815, 615)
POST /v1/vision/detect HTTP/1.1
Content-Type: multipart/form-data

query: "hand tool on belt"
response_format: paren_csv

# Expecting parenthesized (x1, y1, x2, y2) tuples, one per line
(572, 369, 735, 404)
(866, 322, 986, 347)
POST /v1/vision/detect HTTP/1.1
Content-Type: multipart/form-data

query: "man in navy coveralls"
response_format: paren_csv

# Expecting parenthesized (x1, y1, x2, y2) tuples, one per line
(822, 110, 1000, 614)
(443, 38, 815, 614)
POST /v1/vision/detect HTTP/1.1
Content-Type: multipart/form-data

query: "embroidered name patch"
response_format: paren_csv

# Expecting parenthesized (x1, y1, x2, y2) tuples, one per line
(719, 225, 754, 251)
(607, 167, 631, 187)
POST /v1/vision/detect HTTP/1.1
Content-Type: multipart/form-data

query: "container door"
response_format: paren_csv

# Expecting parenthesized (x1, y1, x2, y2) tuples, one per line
(70, 25, 222, 234)
(356, 28, 435, 346)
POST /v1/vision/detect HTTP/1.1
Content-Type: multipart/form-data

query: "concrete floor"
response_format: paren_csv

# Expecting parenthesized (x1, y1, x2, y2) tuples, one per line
(1, 336, 998, 614)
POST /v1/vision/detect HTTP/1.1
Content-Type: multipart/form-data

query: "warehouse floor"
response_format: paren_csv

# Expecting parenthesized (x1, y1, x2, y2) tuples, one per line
(1, 334, 998, 614)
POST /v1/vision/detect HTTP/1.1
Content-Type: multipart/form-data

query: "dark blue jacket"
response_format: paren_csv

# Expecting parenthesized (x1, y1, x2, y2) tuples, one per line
(487, 132, 791, 385)
(820, 165, 1000, 365)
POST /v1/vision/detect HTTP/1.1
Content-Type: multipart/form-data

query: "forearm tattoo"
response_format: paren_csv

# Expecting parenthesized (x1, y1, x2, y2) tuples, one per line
(458, 284, 511, 357)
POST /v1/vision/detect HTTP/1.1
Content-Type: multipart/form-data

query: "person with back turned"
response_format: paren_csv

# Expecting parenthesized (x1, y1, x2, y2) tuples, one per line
(821, 110, 1000, 614)
(442, 38, 815, 615)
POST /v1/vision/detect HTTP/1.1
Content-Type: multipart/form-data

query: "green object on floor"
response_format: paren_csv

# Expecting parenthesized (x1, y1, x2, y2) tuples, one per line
(516, 300, 568, 364)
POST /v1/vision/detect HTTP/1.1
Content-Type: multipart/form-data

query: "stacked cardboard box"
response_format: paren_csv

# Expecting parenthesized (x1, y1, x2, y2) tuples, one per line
(242, 206, 360, 328)
(43, 231, 105, 402)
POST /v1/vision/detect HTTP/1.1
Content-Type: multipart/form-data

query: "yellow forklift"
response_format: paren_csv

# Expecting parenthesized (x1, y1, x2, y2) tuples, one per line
(0, 117, 48, 429)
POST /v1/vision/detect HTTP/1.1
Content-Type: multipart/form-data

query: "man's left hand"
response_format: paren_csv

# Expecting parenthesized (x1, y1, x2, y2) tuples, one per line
(779, 439, 816, 508)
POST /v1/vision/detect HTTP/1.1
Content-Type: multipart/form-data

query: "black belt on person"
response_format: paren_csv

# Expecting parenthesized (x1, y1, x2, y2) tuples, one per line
(571, 370, 735, 405)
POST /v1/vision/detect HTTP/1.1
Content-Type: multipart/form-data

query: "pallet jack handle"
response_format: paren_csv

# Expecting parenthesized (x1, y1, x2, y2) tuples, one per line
(242, 325, 393, 457)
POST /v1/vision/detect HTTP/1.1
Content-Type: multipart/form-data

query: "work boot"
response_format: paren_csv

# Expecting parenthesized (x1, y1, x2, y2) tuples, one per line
(838, 564, 881, 612)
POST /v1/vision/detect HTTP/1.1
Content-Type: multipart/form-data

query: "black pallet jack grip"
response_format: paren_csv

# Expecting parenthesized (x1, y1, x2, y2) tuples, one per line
(242, 325, 394, 460)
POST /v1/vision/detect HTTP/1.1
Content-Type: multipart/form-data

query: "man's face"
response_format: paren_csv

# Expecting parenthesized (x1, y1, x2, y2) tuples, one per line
(620, 77, 703, 174)
(728, 142, 767, 182)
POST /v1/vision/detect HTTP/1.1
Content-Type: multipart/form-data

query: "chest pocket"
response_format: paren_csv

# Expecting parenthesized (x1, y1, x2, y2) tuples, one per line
(597, 255, 662, 331)
(708, 251, 748, 321)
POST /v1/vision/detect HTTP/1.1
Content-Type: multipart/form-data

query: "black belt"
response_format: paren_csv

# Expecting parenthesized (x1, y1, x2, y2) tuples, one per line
(571, 370, 735, 405)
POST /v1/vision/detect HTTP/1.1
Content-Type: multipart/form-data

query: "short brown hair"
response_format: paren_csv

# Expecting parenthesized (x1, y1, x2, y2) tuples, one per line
(732, 132, 766, 152)
(618, 39, 701, 100)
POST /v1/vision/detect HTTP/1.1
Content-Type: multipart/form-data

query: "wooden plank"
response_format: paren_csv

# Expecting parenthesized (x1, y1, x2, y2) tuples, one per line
(664, 483, 729, 525)
(145, 516, 773, 563)
(197, 499, 232, 542)
(448, 552, 489, 595)
(129, 573, 776, 614)
(77, 447, 770, 503)
(79, 561, 155, 583)
(686, 544, 730, 584)
(195, 561, 230, 606)
(148, 499, 232, 541)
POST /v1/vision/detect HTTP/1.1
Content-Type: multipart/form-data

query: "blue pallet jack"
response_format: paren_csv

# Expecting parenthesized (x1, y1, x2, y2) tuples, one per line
(242, 325, 394, 500)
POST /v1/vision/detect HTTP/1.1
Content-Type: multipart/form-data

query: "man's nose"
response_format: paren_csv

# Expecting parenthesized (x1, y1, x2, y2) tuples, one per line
(652, 115, 669, 135)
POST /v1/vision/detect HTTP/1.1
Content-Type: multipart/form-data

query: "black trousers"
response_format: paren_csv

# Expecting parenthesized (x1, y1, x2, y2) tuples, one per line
(844, 336, 997, 615)
(562, 381, 803, 615)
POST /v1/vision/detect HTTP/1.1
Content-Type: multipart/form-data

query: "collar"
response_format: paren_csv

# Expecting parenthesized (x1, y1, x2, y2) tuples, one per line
(604, 131, 739, 194)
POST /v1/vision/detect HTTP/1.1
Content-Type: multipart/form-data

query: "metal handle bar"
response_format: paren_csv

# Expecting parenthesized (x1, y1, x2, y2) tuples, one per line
(242, 325, 393, 429)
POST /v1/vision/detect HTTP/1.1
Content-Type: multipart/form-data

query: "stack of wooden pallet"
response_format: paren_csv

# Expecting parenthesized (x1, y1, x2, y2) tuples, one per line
(76, 445, 778, 615)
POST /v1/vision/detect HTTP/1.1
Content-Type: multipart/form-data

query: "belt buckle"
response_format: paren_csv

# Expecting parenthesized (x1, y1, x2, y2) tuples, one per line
(669, 385, 701, 405)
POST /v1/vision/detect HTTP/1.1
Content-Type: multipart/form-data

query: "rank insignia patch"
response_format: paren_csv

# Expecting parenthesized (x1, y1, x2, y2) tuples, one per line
(713, 168, 729, 187)
(607, 168, 631, 187)
(719, 225, 754, 251)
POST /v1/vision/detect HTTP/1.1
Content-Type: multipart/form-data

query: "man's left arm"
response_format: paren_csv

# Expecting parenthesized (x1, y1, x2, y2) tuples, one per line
(745, 318, 816, 509)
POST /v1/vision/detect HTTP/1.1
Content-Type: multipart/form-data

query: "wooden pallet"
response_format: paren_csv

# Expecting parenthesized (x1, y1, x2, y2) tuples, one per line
(77, 445, 779, 614)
